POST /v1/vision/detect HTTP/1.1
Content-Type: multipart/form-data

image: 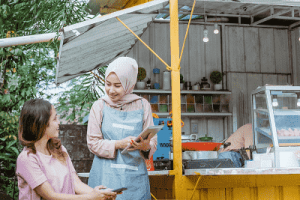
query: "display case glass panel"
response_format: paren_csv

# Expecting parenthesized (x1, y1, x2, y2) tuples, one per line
(270, 90, 300, 144)
(253, 87, 300, 149)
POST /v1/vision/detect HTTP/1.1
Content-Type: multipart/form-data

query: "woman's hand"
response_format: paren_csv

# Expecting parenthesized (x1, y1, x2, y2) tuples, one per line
(115, 136, 136, 149)
(90, 186, 117, 200)
(130, 136, 151, 151)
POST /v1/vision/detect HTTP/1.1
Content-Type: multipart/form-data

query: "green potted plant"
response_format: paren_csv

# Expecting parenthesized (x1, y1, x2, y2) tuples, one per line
(180, 74, 184, 90)
(136, 67, 146, 89)
(210, 71, 223, 91)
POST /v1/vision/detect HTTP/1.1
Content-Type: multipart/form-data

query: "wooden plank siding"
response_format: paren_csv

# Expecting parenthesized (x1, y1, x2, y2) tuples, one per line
(149, 175, 300, 200)
(128, 22, 292, 142)
(227, 26, 245, 72)
(244, 27, 260, 73)
(291, 28, 300, 86)
(274, 29, 290, 74)
(226, 26, 291, 127)
(259, 28, 276, 73)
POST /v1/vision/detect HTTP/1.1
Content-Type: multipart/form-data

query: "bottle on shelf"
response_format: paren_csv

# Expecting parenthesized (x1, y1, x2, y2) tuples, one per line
(153, 68, 160, 89)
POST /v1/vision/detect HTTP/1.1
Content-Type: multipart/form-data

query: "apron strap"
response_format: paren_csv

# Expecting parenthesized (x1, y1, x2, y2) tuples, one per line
(140, 99, 144, 126)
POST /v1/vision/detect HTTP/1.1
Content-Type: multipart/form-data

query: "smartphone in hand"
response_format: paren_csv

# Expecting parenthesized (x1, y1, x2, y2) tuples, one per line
(112, 187, 127, 194)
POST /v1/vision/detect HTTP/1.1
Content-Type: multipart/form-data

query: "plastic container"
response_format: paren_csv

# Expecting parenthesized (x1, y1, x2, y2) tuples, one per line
(182, 142, 222, 151)
(153, 68, 160, 89)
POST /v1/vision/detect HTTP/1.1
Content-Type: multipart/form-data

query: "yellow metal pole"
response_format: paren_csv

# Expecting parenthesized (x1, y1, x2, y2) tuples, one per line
(169, 0, 184, 199)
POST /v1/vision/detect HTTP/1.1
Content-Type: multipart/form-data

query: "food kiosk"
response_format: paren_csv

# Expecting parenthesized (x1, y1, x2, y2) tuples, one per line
(2, 0, 300, 199)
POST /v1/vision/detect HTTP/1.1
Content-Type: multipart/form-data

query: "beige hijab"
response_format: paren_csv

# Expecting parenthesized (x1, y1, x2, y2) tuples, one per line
(102, 57, 142, 108)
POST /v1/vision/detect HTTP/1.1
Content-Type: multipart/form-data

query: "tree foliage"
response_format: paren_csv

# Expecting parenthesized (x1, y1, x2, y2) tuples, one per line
(0, 0, 93, 198)
(55, 66, 107, 125)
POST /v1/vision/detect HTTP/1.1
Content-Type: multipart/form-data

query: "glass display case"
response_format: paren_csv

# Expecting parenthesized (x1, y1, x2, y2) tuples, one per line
(252, 86, 300, 167)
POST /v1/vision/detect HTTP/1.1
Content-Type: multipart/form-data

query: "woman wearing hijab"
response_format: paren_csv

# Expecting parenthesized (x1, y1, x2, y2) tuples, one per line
(87, 57, 157, 200)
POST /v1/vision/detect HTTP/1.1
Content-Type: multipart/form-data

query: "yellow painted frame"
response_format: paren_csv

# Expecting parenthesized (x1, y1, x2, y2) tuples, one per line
(117, 0, 197, 199)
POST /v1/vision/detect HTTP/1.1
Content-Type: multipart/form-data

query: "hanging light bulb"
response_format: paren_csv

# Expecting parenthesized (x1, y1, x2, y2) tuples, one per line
(203, 28, 209, 42)
(272, 96, 278, 107)
(214, 23, 219, 34)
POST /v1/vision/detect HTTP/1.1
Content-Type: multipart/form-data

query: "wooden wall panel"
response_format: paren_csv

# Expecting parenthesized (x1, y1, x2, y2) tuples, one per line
(206, 25, 222, 75)
(246, 74, 263, 124)
(179, 23, 190, 81)
(259, 28, 276, 73)
(188, 25, 205, 84)
(227, 73, 247, 133)
(262, 74, 278, 85)
(153, 23, 170, 88)
(257, 187, 277, 200)
(137, 27, 151, 80)
(205, 25, 223, 140)
(274, 29, 290, 73)
(228, 27, 245, 72)
(282, 186, 300, 200)
(277, 75, 289, 85)
(291, 28, 300, 86)
(129, 22, 293, 142)
(207, 119, 224, 143)
(207, 188, 225, 200)
(232, 187, 251, 200)
(244, 27, 260, 72)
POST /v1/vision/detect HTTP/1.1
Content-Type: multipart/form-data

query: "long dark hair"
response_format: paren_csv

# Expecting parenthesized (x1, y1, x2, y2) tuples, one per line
(18, 99, 67, 164)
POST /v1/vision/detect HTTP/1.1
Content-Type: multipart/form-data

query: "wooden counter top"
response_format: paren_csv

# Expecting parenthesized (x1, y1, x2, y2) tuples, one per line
(184, 167, 300, 176)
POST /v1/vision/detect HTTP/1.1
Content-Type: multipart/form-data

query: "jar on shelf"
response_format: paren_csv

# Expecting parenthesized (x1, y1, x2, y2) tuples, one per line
(200, 77, 210, 90)
(153, 68, 160, 89)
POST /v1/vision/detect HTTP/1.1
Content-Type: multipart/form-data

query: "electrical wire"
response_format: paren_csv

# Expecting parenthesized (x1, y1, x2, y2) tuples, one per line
(151, 192, 158, 200)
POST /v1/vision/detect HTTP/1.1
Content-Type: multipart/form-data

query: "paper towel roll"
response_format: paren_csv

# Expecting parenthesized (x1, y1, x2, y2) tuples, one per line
(163, 71, 171, 90)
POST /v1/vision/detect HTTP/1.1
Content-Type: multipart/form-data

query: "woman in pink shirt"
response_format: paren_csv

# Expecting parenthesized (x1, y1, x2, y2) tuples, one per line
(16, 99, 117, 200)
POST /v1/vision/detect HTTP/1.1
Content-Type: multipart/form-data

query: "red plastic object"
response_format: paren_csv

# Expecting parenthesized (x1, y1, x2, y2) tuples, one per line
(182, 142, 222, 151)
(146, 156, 154, 171)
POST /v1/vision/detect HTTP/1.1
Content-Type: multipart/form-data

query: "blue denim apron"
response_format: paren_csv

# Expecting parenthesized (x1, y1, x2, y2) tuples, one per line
(88, 100, 150, 200)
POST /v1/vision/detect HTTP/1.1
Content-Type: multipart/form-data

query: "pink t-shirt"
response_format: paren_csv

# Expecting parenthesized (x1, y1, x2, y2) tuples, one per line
(16, 145, 76, 200)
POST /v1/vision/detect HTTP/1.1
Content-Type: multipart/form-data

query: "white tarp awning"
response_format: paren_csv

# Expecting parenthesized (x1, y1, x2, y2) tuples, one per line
(1, 0, 300, 85)
(55, 0, 169, 85)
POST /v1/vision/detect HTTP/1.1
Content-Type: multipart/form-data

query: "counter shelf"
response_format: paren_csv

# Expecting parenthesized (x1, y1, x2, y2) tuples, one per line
(255, 127, 300, 144)
(255, 108, 300, 116)
(134, 89, 231, 95)
(134, 90, 232, 117)
(77, 171, 173, 178)
(184, 167, 300, 176)
(148, 170, 173, 176)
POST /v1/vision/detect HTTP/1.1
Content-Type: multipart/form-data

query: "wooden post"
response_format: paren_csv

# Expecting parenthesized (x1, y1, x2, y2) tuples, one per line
(169, 0, 184, 199)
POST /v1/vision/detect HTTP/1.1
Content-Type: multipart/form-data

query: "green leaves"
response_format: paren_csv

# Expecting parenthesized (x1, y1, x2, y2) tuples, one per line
(55, 68, 106, 124)
(2, 94, 10, 103)
(0, 0, 93, 198)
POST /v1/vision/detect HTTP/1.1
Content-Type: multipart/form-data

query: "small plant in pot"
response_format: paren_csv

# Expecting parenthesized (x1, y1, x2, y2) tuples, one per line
(136, 67, 146, 89)
(210, 71, 223, 91)
(180, 74, 185, 90)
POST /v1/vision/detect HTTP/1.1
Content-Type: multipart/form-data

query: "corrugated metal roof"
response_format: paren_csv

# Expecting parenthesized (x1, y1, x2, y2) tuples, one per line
(55, 0, 168, 85)
(55, 0, 300, 85)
